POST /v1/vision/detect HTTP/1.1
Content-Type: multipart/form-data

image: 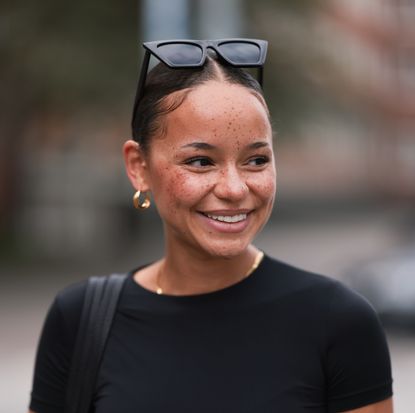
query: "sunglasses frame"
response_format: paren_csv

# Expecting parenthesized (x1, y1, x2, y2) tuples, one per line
(132, 38, 268, 138)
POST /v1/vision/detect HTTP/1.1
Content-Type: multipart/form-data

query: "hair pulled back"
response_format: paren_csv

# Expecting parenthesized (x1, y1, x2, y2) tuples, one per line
(131, 53, 266, 153)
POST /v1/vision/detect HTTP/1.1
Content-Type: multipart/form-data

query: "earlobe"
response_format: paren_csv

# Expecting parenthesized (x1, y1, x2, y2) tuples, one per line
(123, 140, 150, 191)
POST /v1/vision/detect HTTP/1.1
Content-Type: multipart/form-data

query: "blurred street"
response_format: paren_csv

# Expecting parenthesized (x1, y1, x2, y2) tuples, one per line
(2, 205, 414, 412)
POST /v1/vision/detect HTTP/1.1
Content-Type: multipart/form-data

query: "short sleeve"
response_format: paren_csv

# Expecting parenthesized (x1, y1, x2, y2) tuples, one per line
(29, 281, 86, 413)
(326, 282, 393, 412)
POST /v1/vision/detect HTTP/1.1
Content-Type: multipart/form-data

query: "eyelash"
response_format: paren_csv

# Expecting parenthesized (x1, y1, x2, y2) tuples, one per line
(247, 156, 270, 166)
(184, 157, 214, 167)
(183, 156, 270, 168)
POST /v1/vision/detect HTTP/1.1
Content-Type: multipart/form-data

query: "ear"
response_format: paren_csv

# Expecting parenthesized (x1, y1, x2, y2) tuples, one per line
(123, 140, 151, 191)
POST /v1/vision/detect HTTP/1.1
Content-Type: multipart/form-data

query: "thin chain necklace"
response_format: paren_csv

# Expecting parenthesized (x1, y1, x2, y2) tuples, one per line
(155, 250, 265, 295)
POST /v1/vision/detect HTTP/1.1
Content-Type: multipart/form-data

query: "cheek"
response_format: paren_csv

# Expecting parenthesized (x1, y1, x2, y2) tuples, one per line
(152, 167, 211, 209)
(249, 170, 277, 201)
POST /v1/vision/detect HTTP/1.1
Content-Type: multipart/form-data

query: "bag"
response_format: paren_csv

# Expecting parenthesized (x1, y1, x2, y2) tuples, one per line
(64, 273, 128, 413)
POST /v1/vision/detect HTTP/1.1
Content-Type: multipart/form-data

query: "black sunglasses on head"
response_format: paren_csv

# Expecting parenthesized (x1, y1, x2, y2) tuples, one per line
(132, 38, 268, 135)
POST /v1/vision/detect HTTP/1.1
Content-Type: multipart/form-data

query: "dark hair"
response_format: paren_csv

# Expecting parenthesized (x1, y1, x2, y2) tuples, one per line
(131, 53, 267, 153)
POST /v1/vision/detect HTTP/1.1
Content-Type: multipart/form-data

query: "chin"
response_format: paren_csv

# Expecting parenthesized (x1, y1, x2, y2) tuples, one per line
(199, 238, 252, 259)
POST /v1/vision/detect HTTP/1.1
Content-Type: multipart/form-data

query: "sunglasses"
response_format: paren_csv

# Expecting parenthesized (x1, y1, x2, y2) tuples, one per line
(132, 38, 268, 133)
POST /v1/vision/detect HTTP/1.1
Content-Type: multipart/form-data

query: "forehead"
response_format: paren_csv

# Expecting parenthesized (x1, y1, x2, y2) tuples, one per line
(186, 81, 267, 120)
(161, 81, 271, 145)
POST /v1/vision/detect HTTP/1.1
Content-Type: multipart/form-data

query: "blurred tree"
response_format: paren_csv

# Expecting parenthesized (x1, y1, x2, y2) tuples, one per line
(0, 0, 138, 243)
(1, 0, 138, 110)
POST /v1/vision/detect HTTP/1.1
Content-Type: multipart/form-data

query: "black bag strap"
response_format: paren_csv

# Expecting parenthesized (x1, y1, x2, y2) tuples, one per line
(64, 273, 128, 413)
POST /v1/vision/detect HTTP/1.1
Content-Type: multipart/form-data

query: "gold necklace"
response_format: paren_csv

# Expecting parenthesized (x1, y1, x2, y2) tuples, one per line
(155, 250, 264, 295)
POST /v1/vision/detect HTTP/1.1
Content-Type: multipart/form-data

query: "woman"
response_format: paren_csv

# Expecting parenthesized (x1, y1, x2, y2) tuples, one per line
(29, 39, 393, 413)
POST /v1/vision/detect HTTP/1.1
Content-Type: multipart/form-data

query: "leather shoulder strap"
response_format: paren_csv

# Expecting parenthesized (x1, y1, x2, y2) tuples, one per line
(64, 273, 128, 413)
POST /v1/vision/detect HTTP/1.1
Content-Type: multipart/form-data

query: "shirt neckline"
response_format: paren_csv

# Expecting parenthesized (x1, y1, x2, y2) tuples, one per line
(126, 253, 269, 302)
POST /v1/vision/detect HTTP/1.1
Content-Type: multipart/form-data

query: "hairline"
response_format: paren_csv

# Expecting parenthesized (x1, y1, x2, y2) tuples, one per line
(152, 80, 270, 143)
(137, 56, 271, 153)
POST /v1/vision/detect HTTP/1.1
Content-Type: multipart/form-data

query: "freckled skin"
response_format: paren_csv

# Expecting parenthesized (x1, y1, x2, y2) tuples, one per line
(140, 80, 277, 258)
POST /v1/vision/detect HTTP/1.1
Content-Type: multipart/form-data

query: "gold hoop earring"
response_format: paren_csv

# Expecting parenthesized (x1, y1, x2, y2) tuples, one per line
(133, 191, 151, 210)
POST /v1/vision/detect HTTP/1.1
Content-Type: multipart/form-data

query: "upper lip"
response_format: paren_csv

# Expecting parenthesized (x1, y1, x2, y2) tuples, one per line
(200, 209, 252, 216)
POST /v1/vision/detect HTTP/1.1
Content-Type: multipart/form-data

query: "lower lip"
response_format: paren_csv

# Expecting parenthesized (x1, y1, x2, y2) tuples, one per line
(197, 213, 251, 233)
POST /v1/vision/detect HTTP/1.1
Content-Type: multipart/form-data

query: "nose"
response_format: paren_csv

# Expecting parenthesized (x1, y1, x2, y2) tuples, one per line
(213, 165, 249, 202)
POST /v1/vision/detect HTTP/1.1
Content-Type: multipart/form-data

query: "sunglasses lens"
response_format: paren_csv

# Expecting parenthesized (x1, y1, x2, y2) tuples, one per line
(158, 43, 203, 66)
(218, 42, 261, 65)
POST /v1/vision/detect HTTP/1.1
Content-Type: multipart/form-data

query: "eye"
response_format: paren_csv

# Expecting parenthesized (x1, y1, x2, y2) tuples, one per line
(247, 156, 270, 166)
(184, 157, 214, 167)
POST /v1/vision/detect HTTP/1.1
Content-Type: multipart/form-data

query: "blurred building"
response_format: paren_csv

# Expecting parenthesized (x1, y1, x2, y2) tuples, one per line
(316, 0, 415, 199)
(2, 0, 414, 262)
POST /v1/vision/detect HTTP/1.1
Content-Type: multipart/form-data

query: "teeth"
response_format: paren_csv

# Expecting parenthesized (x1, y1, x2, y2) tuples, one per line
(206, 213, 247, 223)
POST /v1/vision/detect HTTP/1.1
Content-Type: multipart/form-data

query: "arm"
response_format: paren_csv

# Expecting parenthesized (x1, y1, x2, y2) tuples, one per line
(326, 282, 393, 413)
(344, 397, 393, 413)
(29, 281, 86, 413)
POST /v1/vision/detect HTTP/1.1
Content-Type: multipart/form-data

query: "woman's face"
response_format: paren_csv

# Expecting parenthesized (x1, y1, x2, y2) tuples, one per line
(134, 81, 276, 258)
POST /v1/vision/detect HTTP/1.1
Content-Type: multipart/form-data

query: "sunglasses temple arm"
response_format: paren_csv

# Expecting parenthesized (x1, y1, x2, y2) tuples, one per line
(131, 50, 151, 135)
(258, 66, 264, 88)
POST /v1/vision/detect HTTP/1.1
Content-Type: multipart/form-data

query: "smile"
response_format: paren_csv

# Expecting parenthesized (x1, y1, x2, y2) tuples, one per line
(197, 210, 252, 234)
(205, 213, 247, 223)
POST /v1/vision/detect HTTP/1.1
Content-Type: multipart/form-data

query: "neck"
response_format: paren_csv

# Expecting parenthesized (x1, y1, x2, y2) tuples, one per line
(158, 241, 261, 296)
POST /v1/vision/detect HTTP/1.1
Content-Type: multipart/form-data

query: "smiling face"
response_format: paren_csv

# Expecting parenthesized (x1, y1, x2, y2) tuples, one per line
(127, 80, 276, 258)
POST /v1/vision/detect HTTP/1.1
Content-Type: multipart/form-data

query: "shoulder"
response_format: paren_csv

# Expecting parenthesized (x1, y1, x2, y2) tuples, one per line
(261, 255, 339, 300)
(265, 254, 389, 342)
(262, 255, 384, 331)
(263, 256, 393, 409)
(325, 279, 389, 355)
(53, 274, 129, 332)
(323, 282, 393, 411)
(263, 255, 333, 284)
(56, 278, 88, 308)
(50, 279, 89, 339)
(55, 279, 89, 313)
(29, 279, 90, 411)
(327, 279, 380, 328)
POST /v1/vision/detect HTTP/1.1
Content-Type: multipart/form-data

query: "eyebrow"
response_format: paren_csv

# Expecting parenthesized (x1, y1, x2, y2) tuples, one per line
(247, 141, 270, 149)
(180, 141, 270, 150)
(181, 142, 216, 150)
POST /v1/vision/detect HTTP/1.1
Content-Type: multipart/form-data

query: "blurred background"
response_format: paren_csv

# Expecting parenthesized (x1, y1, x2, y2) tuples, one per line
(1, 0, 414, 411)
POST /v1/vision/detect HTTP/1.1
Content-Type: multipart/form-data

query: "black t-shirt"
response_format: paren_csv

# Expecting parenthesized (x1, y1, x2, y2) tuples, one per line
(30, 255, 393, 413)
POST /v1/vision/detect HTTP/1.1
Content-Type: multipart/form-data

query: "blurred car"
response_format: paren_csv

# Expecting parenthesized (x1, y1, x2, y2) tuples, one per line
(343, 244, 415, 332)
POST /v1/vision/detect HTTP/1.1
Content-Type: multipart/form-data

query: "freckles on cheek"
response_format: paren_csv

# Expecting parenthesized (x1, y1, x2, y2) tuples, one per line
(251, 175, 276, 198)
(159, 169, 200, 207)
